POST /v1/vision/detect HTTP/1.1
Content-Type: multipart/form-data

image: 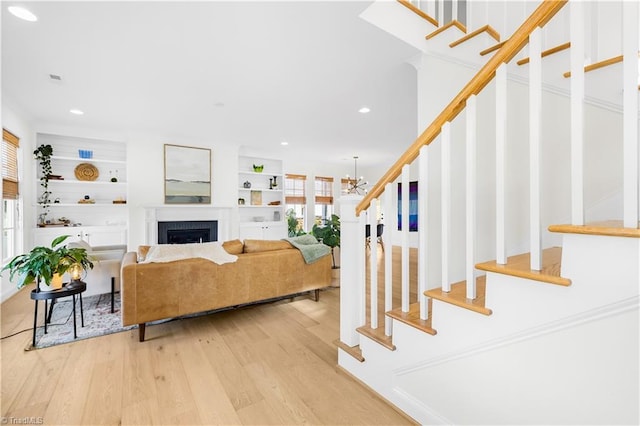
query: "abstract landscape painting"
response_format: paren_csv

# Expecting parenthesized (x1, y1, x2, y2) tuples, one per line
(164, 144, 211, 204)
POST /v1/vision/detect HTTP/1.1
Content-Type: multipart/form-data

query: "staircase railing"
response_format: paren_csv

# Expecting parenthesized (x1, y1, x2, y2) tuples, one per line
(340, 0, 639, 351)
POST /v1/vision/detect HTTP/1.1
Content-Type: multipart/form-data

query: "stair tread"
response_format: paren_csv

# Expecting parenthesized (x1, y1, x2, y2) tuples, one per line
(549, 221, 640, 238)
(356, 325, 396, 351)
(334, 339, 365, 362)
(475, 247, 571, 286)
(386, 301, 437, 335)
(425, 275, 492, 315)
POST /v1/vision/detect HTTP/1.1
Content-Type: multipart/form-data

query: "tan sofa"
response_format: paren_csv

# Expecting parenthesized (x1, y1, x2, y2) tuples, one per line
(121, 239, 332, 341)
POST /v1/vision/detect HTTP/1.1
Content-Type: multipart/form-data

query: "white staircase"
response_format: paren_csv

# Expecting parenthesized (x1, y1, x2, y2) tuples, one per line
(338, 1, 639, 424)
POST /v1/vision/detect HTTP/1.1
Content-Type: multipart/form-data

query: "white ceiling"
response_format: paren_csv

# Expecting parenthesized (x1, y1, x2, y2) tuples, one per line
(2, 1, 420, 168)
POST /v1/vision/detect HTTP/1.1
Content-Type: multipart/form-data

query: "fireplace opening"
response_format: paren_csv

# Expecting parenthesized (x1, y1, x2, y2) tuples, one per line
(158, 220, 218, 244)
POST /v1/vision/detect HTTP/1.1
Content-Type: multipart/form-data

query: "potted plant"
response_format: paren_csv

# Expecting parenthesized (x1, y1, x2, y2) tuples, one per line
(33, 144, 53, 225)
(1, 235, 94, 292)
(312, 214, 340, 269)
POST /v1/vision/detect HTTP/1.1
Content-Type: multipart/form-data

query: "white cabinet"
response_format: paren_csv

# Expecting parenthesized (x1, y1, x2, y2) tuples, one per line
(33, 133, 128, 248)
(239, 222, 286, 240)
(33, 226, 127, 248)
(237, 154, 286, 240)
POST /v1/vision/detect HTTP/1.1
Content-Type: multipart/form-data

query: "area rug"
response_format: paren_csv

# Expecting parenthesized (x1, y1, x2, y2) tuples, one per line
(25, 292, 136, 351)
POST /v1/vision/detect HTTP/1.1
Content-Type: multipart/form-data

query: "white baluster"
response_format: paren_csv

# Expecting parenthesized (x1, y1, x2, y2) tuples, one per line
(401, 165, 410, 312)
(496, 63, 507, 265)
(368, 204, 378, 329)
(570, 0, 585, 226)
(384, 183, 393, 336)
(623, 0, 639, 228)
(442, 122, 452, 292)
(529, 28, 542, 271)
(418, 146, 429, 320)
(466, 95, 477, 300)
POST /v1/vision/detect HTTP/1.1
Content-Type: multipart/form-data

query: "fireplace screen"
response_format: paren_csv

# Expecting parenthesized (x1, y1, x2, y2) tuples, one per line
(158, 220, 218, 244)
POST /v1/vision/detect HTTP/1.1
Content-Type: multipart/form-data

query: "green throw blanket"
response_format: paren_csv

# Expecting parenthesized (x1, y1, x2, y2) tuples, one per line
(284, 234, 332, 264)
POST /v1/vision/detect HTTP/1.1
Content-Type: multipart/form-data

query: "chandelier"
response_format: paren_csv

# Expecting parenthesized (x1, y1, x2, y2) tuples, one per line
(345, 156, 368, 195)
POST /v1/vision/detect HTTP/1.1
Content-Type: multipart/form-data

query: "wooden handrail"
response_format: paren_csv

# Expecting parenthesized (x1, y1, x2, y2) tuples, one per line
(517, 41, 571, 65)
(426, 20, 466, 40)
(563, 54, 623, 78)
(397, 0, 439, 27)
(356, 0, 568, 216)
(480, 40, 508, 56)
(449, 25, 500, 48)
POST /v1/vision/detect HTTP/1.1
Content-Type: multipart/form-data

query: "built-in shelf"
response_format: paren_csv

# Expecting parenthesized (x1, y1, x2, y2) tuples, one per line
(34, 133, 128, 244)
(51, 155, 126, 165)
(238, 153, 286, 240)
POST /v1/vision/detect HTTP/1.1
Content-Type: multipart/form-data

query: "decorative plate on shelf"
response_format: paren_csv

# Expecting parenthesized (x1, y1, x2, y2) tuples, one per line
(74, 163, 99, 181)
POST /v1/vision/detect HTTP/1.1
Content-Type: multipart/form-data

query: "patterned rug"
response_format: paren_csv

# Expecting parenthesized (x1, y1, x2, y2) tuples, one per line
(26, 292, 136, 351)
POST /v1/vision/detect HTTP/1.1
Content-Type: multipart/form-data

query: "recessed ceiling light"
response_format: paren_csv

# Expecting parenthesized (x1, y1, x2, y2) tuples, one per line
(69, 109, 84, 115)
(8, 6, 37, 22)
(281, 141, 289, 146)
(358, 107, 371, 114)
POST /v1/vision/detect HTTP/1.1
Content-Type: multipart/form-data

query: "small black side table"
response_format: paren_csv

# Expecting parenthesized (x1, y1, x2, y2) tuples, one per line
(30, 281, 87, 348)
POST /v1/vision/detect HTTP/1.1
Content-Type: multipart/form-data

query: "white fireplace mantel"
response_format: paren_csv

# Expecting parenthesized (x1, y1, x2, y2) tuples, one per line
(144, 205, 234, 244)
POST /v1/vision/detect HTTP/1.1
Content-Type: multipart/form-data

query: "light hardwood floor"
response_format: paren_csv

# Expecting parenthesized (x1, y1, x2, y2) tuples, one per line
(1, 276, 414, 425)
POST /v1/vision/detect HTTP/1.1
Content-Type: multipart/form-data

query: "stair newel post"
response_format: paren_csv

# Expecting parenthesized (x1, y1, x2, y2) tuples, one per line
(401, 164, 411, 311)
(529, 27, 543, 271)
(622, 0, 639, 229)
(368, 203, 379, 329)
(496, 63, 507, 265)
(570, 0, 585, 226)
(441, 122, 452, 292)
(384, 183, 394, 335)
(418, 146, 429, 320)
(466, 95, 477, 300)
(339, 194, 366, 347)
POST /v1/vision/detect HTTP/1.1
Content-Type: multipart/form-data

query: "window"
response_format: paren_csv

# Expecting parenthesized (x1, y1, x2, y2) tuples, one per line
(2, 129, 20, 262)
(314, 176, 333, 225)
(285, 174, 306, 234)
(341, 177, 356, 194)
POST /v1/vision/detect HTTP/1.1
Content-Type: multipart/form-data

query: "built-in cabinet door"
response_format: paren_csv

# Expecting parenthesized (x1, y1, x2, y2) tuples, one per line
(33, 226, 127, 249)
(239, 222, 286, 241)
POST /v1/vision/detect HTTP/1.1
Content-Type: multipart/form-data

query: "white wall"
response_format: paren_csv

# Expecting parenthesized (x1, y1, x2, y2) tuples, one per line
(126, 133, 239, 249)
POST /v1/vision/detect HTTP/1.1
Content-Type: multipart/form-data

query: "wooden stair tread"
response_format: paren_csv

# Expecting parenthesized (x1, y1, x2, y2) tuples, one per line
(356, 325, 396, 351)
(334, 339, 365, 362)
(397, 0, 438, 27)
(549, 221, 640, 238)
(449, 24, 500, 48)
(386, 301, 437, 335)
(425, 275, 492, 315)
(425, 20, 466, 40)
(475, 247, 571, 286)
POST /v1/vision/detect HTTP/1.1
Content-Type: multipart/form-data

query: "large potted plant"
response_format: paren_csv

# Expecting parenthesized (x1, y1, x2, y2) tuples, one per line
(312, 214, 340, 269)
(2, 235, 94, 292)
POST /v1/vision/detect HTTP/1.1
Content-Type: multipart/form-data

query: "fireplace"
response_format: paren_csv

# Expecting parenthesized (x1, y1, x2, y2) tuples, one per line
(158, 220, 218, 244)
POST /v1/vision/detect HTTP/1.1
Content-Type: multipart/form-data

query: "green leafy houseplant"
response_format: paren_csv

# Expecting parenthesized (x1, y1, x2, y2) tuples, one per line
(312, 214, 340, 269)
(1, 235, 94, 291)
(33, 144, 53, 224)
(286, 208, 306, 237)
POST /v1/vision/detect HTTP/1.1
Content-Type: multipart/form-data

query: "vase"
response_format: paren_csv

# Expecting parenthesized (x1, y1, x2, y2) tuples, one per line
(39, 273, 63, 292)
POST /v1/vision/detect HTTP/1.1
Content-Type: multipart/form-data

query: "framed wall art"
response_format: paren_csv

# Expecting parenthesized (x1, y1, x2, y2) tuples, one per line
(164, 144, 211, 204)
(397, 180, 418, 231)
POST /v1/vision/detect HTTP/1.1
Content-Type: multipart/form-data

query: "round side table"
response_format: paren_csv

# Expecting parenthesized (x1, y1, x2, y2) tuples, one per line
(30, 281, 87, 348)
